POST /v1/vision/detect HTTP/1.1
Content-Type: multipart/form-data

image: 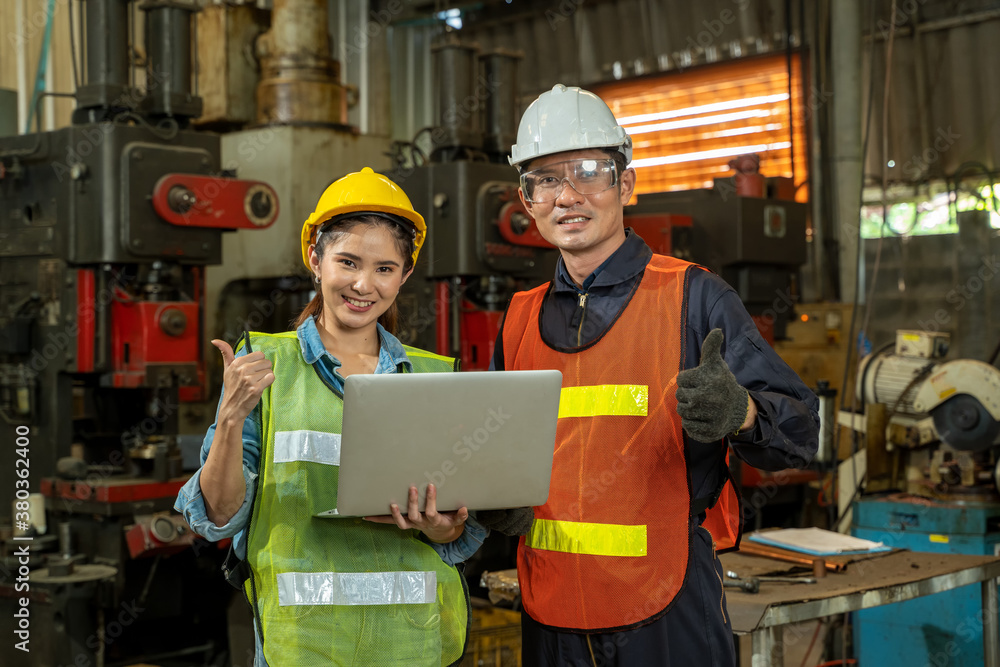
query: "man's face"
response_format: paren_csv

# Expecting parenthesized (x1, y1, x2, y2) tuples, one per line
(518, 149, 635, 257)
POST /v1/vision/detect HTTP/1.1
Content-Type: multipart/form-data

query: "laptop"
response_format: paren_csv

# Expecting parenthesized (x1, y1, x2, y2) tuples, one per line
(323, 369, 562, 518)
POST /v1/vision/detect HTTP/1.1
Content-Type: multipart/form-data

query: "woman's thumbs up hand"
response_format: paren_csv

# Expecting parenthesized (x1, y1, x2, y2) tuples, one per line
(212, 339, 275, 425)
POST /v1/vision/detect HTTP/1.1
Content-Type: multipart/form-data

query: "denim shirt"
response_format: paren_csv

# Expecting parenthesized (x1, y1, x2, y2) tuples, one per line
(174, 317, 488, 565)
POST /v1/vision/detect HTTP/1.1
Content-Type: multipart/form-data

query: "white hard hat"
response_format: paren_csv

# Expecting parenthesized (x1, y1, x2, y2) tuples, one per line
(509, 84, 633, 169)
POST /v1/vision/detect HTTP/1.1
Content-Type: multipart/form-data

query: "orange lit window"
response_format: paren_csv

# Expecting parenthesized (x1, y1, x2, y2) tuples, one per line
(593, 55, 808, 200)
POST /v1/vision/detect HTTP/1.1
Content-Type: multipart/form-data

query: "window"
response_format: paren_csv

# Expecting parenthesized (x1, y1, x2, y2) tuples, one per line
(861, 184, 1000, 238)
(593, 54, 808, 200)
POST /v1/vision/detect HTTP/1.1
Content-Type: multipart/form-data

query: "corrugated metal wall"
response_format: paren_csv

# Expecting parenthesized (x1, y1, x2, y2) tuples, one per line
(862, 229, 1000, 361)
(863, 4, 1000, 182)
(457, 0, 799, 96)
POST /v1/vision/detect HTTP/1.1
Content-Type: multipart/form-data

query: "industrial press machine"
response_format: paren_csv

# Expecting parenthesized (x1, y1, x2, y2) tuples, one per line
(0, 1, 276, 664)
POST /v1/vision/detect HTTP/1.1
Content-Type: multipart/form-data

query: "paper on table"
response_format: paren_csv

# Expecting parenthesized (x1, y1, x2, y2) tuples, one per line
(748, 527, 893, 556)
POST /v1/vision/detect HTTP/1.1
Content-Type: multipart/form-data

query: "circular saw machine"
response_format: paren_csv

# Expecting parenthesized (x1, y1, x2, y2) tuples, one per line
(857, 330, 1000, 498)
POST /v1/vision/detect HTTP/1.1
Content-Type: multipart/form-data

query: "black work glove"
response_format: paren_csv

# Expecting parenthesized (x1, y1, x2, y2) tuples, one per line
(475, 508, 535, 536)
(675, 328, 750, 443)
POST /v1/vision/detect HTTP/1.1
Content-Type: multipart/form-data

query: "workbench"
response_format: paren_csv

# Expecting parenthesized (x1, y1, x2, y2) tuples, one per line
(720, 550, 1000, 666)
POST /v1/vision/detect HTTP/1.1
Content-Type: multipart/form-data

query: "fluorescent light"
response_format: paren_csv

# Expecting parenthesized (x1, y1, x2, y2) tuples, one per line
(616, 93, 790, 126)
(626, 110, 771, 135)
(630, 142, 792, 169)
(705, 124, 785, 139)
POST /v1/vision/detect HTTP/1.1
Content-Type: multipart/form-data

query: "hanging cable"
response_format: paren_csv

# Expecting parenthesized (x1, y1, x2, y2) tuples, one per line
(68, 0, 80, 92)
(830, 0, 879, 531)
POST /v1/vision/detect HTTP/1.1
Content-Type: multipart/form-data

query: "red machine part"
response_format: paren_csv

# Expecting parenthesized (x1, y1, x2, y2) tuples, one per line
(76, 269, 95, 372)
(740, 464, 818, 488)
(497, 201, 554, 248)
(152, 174, 279, 229)
(180, 266, 206, 402)
(126, 513, 197, 559)
(41, 477, 188, 504)
(434, 282, 501, 370)
(460, 306, 502, 371)
(436, 281, 450, 357)
(624, 213, 693, 256)
(110, 300, 201, 390)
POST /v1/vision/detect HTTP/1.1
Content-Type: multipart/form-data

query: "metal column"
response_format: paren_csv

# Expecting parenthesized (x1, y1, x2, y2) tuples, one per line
(985, 577, 1000, 667)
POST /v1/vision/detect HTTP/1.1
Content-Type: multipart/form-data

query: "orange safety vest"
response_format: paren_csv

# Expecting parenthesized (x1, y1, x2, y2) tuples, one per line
(502, 254, 741, 632)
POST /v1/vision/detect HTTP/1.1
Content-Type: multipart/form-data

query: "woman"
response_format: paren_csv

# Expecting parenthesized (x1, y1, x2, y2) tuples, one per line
(175, 168, 486, 666)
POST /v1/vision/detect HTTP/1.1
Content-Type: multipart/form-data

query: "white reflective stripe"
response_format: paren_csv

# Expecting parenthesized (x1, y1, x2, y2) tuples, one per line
(276, 571, 437, 606)
(272, 430, 341, 465)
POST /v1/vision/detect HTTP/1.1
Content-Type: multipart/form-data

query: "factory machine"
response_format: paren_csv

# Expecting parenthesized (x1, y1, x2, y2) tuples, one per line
(387, 36, 558, 369)
(844, 329, 1000, 665)
(0, 1, 276, 664)
(625, 166, 809, 345)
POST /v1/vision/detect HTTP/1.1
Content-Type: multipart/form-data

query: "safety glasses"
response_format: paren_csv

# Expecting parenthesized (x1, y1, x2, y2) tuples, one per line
(520, 158, 619, 203)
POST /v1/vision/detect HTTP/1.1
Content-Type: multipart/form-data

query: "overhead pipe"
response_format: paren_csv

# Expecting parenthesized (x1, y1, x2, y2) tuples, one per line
(255, 0, 346, 126)
(481, 49, 522, 159)
(830, 0, 862, 302)
(140, 0, 202, 122)
(75, 0, 132, 118)
(431, 33, 481, 159)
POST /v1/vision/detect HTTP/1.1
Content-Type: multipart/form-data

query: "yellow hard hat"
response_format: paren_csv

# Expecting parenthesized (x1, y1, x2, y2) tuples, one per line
(300, 167, 427, 270)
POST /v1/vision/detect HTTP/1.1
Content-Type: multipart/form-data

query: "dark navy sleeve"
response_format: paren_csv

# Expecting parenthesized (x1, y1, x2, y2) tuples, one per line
(685, 270, 819, 473)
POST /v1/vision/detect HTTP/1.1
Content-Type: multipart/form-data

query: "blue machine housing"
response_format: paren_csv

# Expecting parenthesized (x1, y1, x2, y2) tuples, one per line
(852, 496, 1000, 666)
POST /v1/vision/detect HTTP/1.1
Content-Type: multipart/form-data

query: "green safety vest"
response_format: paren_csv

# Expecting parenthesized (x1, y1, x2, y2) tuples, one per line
(242, 331, 469, 666)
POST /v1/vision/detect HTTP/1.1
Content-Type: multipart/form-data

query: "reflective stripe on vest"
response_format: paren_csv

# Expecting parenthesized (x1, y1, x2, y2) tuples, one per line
(558, 384, 648, 418)
(272, 430, 341, 465)
(277, 571, 437, 606)
(526, 519, 647, 557)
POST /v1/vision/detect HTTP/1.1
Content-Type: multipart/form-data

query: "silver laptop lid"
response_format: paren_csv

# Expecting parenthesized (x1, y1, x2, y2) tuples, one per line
(330, 369, 562, 517)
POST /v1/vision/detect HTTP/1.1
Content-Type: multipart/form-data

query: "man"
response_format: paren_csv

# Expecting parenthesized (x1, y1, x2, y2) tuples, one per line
(490, 84, 820, 666)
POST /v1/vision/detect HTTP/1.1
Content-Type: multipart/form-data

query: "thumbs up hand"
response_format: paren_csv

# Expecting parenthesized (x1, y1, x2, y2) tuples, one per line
(211, 339, 275, 425)
(675, 329, 753, 443)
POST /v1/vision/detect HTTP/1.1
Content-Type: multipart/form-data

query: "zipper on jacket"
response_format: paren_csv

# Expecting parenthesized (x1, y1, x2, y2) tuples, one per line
(576, 292, 589, 346)
(701, 525, 728, 626)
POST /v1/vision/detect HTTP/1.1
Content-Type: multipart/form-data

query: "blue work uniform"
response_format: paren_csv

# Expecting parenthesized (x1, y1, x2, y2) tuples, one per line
(491, 229, 820, 667)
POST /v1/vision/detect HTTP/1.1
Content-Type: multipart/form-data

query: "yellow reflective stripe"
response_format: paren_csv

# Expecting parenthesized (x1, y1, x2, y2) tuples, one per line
(526, 519, 647, 557)
(558, 385, 648, 418)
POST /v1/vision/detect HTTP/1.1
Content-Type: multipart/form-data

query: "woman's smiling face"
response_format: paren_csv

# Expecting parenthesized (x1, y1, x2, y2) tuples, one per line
(308, 223, 412, 333)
